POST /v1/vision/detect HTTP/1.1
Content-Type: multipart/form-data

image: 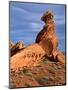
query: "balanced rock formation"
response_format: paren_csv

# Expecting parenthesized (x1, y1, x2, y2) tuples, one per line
(35, 11, 65, 64)
(36, 11, 58, 56)
(10, 42, 25, 56)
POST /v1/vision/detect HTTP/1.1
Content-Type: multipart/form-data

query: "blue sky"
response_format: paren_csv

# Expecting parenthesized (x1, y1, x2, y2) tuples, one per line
(10, 2, 66, 52)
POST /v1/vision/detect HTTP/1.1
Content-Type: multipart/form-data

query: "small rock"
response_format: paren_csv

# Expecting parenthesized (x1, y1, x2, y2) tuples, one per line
(10, 41, 14, 49)
(56, 52, 65, 64)
(11, 42, 25, 56)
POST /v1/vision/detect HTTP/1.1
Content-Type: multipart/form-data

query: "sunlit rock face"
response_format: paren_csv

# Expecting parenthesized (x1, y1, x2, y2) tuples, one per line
(35, 11, 65, 64)
(36, 11, 58, 56)
(10, 42, 25, 56)
(10, 43, 45, 70)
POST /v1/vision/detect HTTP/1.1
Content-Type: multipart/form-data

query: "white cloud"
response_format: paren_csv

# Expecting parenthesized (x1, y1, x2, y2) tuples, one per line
(30, 22, 43, 29)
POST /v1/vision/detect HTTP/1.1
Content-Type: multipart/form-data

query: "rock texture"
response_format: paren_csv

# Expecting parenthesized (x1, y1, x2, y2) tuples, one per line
(10, 41, 14, 49)
(11, 42, 25, 56)
(10, 56, 65, 88)
(10, 44, 45, 70)
(36, 11, 58, 56)
(10, 11, 66, 88)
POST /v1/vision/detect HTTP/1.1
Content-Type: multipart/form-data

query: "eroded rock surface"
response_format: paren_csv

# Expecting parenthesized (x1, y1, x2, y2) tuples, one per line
(10, 42, 25, 56)
(10, 55, 65, 88)
(10, 44, 45, 70)
(36, 11, 58, 56)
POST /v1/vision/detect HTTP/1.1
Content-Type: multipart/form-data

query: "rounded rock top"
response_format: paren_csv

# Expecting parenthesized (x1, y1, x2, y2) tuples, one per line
(41, 11, 54, 22)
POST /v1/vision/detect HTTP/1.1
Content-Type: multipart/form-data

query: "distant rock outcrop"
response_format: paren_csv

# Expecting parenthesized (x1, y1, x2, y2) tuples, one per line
(10, 42, 25, 56)
(10, 41, 14, 49)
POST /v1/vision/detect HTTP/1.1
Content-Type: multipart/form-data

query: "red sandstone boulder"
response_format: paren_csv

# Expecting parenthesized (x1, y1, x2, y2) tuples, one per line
(36, 11, 58, 56)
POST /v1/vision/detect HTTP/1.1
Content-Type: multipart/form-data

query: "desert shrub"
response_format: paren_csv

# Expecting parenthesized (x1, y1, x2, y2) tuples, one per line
(25, 83, 32, 87)
(57, 65, 62, 69)
(48, 68, 55, 74)
(49, 76, 54, 81)
(30, 77, 35, 81)
(43, 59, 50, 64)
(22, 68, 28, 73)
(36, 77, 49, 85)
(52, 64, 58, 70)
(19, 68, 29, 75)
